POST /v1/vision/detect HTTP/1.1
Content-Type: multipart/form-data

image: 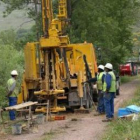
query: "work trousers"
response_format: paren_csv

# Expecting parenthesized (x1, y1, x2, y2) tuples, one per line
(97, 90, 105, 113)
(9, 97, 17, 120)
(104, 92, 115, 118)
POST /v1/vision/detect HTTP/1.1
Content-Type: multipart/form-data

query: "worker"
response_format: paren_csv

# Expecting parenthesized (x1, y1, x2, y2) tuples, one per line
(94, 65, 105, 116)
(85, 65, 105, 115)
(102, 63, 116, 122)
(7, 70, 18, 120)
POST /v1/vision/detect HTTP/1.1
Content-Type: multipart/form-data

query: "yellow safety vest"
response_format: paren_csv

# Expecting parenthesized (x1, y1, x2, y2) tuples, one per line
(7, 78, 18, 97)
(103, 71, 116, 92)
(97, 72, 104, 90)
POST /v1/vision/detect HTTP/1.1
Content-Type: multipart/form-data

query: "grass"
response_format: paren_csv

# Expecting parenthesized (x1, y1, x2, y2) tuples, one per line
(42, 130, 57, 140)
(42, 131, 55, 140)
(120, 75, 139, 84)
(42, 128, 65, 140)
(103, 119, 140, 140)
(102, 87, 140, 140)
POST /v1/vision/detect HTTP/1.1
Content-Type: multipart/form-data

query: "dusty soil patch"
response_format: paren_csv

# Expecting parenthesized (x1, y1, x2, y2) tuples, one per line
(1, 79, 140, 140)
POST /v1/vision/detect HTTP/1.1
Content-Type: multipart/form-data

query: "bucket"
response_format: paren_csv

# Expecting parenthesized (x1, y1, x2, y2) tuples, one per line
(36, 114, 45, 124)
(12, 124, 22, 135)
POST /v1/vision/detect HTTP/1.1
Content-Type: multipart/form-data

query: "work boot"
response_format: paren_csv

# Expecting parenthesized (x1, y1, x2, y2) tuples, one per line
(102, 118, 113, 122)
(94, 112, 105, 116)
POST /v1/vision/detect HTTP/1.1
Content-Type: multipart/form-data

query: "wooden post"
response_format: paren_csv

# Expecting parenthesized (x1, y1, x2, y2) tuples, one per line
(0, 108, 4, 129)
(47, 100, 49, 122)
(0, 108, 3, 123)
(28, 106, 31, 132)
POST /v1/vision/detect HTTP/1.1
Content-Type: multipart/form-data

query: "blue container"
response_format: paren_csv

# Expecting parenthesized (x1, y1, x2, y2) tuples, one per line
(118, 108, 132, 117)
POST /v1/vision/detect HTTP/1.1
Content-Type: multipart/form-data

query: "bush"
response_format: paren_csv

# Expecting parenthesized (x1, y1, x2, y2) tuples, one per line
(0, 44, 24, 107)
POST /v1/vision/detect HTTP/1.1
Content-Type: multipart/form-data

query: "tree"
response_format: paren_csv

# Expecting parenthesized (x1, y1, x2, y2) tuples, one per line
(1, 0, 140, 69)
(69, 0, 140, 69)
(0, 29, 37, 51)
(0, 29, 16, 45)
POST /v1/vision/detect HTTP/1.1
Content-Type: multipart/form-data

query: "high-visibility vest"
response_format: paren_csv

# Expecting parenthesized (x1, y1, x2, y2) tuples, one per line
(7, 78, 18, 97)
(97, 72, 104, 90)
(103, 71, 116, 92)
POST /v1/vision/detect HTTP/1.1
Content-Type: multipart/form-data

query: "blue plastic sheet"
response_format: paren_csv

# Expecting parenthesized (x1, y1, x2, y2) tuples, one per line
(126, 105, 140, 113)
(118, 108, 132, 117)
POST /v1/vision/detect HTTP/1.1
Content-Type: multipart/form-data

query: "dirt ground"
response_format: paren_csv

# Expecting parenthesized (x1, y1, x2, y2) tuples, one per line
(1, 79, 140, 140)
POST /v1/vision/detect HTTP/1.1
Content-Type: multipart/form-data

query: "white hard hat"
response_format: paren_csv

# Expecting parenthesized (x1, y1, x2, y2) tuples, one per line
(105, 63, 113, 70)
(98, 65, 104, 70)
(11, 70, 18, 76)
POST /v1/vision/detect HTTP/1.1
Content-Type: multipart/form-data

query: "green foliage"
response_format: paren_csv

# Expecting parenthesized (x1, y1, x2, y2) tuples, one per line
(0, 28, 37, 107)
(103, 119, 140, 140)
(2, 0, 139, 70)
(69, 0, 140, 69)
(0, 29, 16, 45)
(103, 87, 140, 140)
(120, 75, 138, 84)
(1, 0, 140, 70)
(0, 44, 24, 107)
(15, 27, 37, 50)
(0, 28, 37, 51)
(0, 25, 37, 108)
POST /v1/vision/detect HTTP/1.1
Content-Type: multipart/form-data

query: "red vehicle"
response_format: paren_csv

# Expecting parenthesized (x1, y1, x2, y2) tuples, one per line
(120, 63, 137, 76)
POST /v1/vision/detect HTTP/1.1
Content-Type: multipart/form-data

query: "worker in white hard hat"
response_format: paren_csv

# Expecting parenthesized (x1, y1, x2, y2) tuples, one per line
(94, 65, 105, 116)
(7, 70, 18, 120)
(102, 63, 116, 122)
(85, 64, 105, 115)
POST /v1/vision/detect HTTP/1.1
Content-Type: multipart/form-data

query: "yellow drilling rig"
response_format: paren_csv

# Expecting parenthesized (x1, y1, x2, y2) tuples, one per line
(18, 0, 98, 113)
